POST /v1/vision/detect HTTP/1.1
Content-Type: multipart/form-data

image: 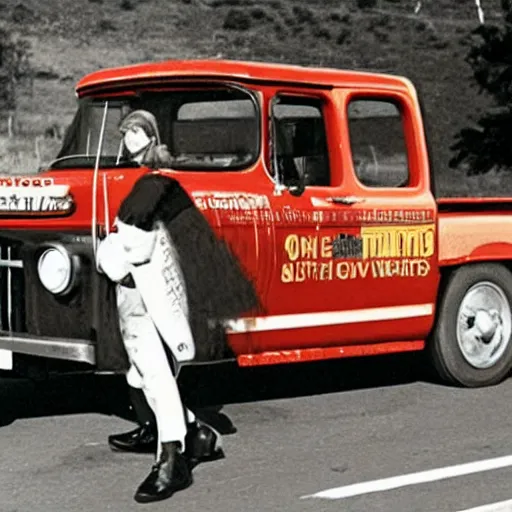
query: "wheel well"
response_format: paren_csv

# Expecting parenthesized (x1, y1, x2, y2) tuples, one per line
(428, 265, 454, 342)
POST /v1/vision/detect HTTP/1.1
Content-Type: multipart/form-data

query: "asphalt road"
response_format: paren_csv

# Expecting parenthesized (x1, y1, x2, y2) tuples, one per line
(1, 353, 512, 512)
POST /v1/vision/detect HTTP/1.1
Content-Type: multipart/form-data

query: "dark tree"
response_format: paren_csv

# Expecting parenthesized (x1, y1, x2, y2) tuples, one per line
(450, 2, 512, 175)
(0, 29, 32, 114)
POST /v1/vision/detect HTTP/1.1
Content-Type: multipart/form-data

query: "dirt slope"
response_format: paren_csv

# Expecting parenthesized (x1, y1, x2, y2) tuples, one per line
(0, 0, 508, 195)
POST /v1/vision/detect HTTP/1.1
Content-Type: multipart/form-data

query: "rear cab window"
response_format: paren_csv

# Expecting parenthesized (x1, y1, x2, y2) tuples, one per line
(347, 98, 410, 188)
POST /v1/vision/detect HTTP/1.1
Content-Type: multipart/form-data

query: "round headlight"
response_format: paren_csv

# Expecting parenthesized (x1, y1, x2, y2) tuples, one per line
(37, 246, 73, 295)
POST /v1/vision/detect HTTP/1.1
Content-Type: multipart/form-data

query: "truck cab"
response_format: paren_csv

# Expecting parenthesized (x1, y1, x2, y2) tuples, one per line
(0, 59, 510, 389)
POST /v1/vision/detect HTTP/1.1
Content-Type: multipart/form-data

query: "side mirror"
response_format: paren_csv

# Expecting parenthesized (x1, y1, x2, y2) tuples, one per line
(288, 172, 305, 197)
(269, 97, 306, 198)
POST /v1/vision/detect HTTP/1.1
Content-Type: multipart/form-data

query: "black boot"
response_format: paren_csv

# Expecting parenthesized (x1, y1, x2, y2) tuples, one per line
(134, 441, 193, 503)
(184, 422, 225, 469)
(108, 423, 157, 453)
(108, 387, 157, 453)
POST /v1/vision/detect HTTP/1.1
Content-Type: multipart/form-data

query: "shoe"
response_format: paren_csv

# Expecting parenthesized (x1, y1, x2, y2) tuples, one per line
(134, 442, 193, 503)
(184, 422, 225, 469)
(108, 424, 157, 454)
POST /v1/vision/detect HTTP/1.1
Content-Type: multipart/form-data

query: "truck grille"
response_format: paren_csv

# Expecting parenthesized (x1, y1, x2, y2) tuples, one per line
(0, 234, 129, 372)
(0, 240, 26, 333)
(0, 235, 94, 339)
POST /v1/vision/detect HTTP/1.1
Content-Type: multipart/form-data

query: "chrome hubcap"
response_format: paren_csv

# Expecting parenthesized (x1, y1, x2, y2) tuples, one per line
(457, 281, 512, 369)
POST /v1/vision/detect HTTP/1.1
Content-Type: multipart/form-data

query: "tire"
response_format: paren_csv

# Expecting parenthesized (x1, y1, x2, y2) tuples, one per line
(429, 263, 512, 387)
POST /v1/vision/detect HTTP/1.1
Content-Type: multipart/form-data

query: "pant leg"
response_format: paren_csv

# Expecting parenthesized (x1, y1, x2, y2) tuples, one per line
(117, 286, 188, 452)
(164, 350, 196, 426)
(126, 364, 143, 389)
(118, 286, 144, 392)
(127, 385, 157, 429)
(130, 348, 192, 430)
(185, 408, 196, 424)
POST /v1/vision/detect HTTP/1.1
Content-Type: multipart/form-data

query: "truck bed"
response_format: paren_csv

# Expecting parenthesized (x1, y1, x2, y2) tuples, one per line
(437, 197, 512, 214)
(437, 197, 512, 266)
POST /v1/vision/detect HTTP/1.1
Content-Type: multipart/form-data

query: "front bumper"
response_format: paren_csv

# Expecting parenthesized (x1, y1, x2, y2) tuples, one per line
(0, 330, 95, 365)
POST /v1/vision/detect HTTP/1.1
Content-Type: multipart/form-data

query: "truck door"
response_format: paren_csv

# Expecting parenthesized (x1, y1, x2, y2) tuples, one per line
(244, 88, 438, 355)
(248, 90, 371, 353)
(337, 91, 439, 344)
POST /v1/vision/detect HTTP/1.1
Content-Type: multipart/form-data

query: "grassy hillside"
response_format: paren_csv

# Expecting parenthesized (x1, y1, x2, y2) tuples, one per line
(0, 0, 509, 196)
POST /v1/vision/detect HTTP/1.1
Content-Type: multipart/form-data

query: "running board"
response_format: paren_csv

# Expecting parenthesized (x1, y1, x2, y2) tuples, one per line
(237, 340, 426, 367)
(0, 331, 96, 365)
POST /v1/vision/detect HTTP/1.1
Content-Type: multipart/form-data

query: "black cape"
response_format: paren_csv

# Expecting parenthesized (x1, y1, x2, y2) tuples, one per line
(100, 172, 261, 368)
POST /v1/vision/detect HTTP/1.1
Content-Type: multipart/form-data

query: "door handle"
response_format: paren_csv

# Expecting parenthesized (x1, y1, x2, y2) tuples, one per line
(328, 196, 365, 205)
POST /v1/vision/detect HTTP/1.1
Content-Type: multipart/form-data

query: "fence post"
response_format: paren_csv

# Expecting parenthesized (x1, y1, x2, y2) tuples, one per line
(34, 135, 43, 168)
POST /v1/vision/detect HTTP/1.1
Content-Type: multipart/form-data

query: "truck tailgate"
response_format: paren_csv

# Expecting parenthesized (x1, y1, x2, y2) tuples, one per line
(437, 197, 512, 266)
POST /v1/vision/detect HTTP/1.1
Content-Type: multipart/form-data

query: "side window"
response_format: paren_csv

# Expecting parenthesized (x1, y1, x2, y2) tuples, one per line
(170, 92, 259, 170)
(85, 102, 126, 156)
(347, 98, 409, 188)
(272, 96, 331, 187)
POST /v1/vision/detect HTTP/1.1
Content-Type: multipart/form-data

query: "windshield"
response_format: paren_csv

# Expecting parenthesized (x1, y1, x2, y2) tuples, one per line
(54, 85, 260, 171)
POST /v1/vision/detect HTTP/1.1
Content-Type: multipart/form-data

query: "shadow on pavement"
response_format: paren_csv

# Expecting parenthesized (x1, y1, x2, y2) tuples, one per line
(180, 350, 431, 409)
(0, 350, 432, 435)
(0, 371, 134, 429)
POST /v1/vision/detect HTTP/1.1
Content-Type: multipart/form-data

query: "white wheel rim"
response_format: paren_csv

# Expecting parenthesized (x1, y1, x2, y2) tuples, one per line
(456, 281, 512, 369)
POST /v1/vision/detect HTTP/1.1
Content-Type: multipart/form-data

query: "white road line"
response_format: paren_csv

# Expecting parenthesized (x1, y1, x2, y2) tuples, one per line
(301, 455, 512, 500)
(457, 499, 512, 512)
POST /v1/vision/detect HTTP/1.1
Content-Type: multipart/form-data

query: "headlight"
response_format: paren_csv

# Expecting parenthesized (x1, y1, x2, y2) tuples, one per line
(37, 245, 74, 295)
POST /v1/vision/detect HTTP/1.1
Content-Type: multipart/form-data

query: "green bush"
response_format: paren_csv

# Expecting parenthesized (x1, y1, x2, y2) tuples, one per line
(336, 28, 351, 45)
(356, 0, 377, 9)
(292, 6, 315, 24)
(120, 0, 135, 10)
(98, 19, 117, 31)
(313, 27, 331, 40)
(250, 7, 268, 20)
(223, 8, 251, 30)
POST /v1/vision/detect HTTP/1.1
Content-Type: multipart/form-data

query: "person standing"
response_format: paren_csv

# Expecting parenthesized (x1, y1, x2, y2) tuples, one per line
(97, 110, 259, 503)
(97, 213, 195, 503)
(110, 109, 224, 468)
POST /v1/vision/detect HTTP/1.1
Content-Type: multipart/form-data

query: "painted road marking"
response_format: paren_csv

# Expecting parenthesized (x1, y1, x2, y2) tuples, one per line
(301, 455, 512, 500)
(457, 499, 512, 512)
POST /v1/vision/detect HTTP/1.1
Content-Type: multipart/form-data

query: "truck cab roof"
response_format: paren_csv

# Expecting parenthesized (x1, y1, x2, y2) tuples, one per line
(76, 59, 414, 95)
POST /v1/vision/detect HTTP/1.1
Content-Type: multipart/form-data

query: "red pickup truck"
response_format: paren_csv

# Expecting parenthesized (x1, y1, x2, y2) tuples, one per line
(0, 59, 510, 389)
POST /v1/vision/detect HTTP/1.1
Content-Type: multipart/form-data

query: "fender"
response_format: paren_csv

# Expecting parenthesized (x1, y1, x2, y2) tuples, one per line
(438, 213, 512, 267)
(440, 242, 512, 267)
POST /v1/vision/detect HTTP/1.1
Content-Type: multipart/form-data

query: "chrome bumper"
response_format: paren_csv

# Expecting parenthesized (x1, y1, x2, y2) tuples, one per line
(0, 331, 96, 365)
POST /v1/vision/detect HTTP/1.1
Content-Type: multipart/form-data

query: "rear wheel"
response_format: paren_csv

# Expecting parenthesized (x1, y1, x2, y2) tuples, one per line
(430, 263, 512, 387)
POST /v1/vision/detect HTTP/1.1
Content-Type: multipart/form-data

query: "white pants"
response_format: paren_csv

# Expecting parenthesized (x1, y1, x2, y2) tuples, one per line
(116, 285, 194, 456)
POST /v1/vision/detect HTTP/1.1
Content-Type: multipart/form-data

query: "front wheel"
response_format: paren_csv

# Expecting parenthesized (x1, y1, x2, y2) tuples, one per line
(429, 263, 512, 387)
